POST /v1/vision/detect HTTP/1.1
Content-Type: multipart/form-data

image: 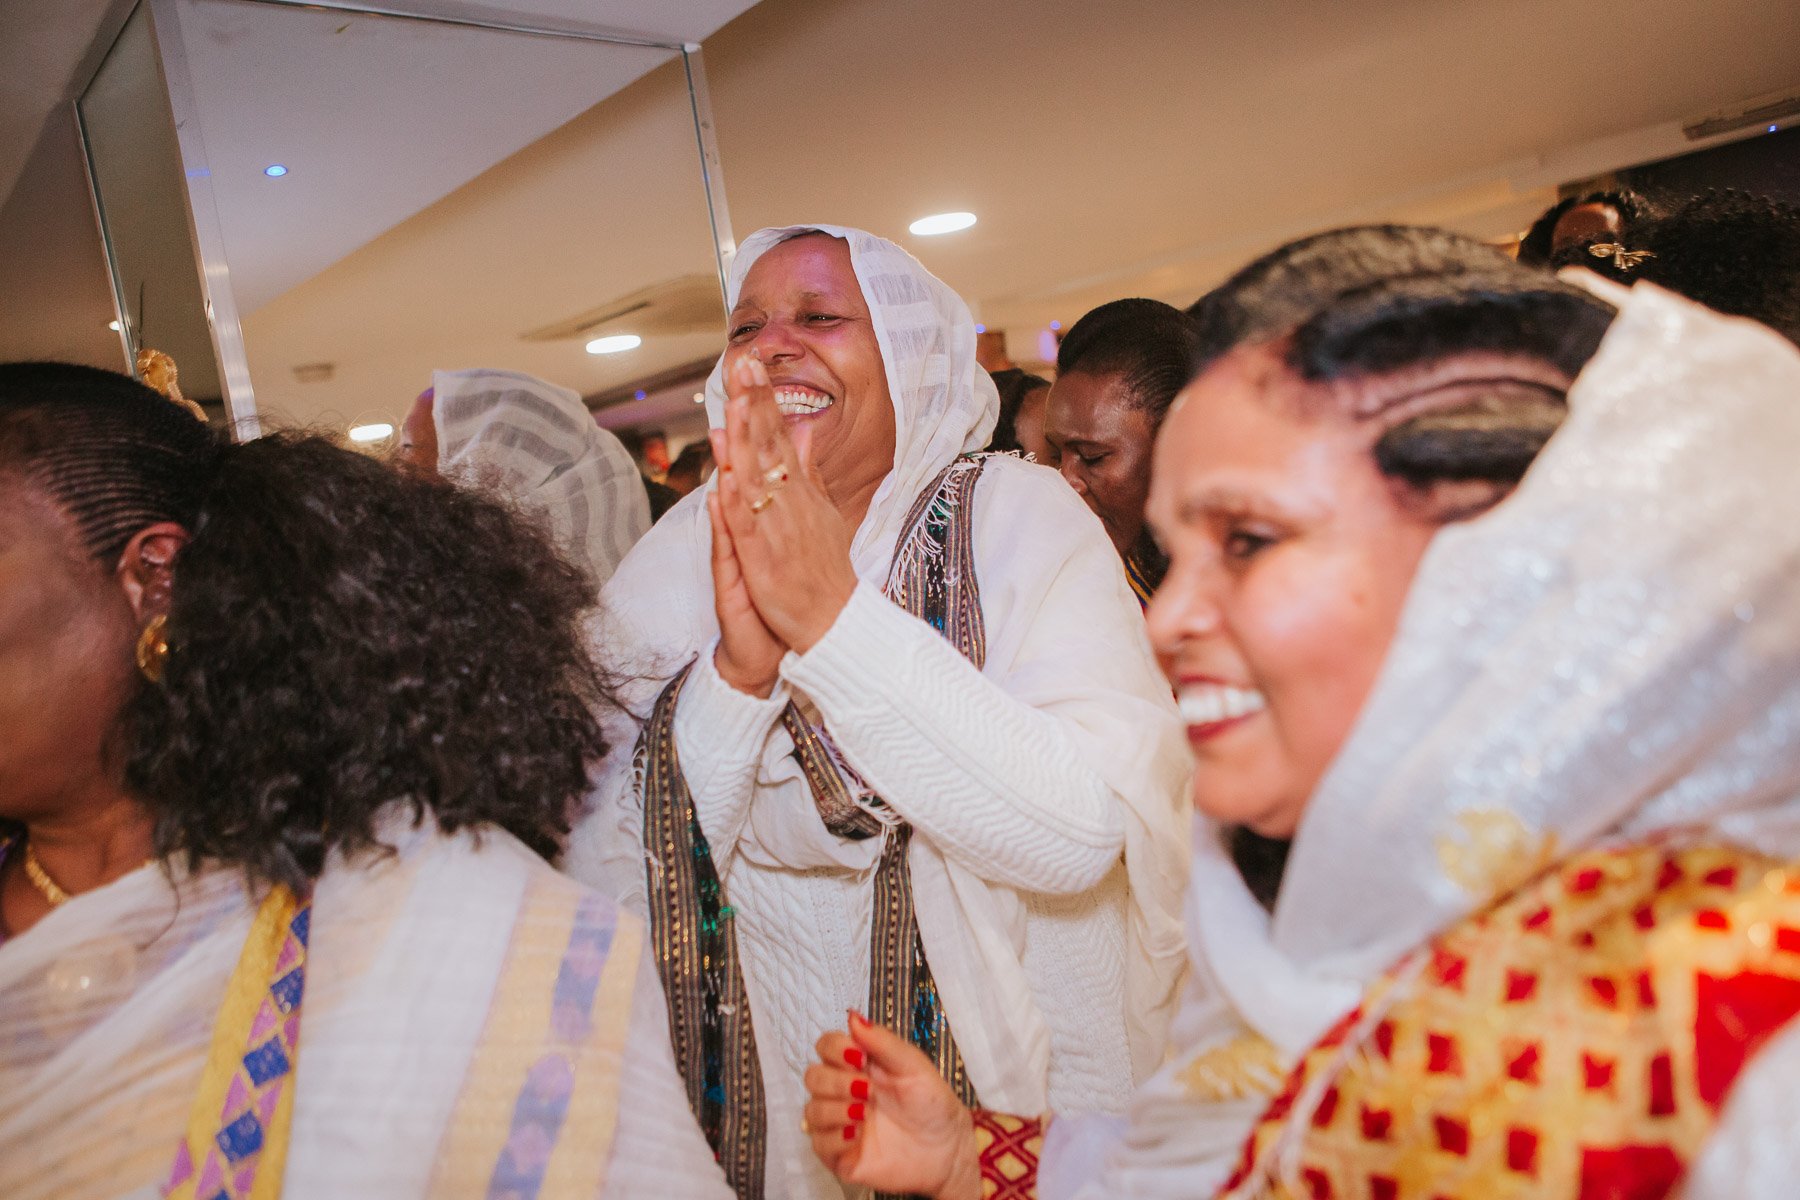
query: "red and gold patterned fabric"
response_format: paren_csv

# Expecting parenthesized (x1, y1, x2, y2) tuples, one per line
(973, 1109, 1046, 1199)
(1218, 842, 1800, 1200)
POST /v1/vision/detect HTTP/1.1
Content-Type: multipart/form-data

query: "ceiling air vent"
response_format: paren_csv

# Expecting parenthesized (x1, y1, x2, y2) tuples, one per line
(1683, 86, 1800, 141)
(521, 274, 724, 342)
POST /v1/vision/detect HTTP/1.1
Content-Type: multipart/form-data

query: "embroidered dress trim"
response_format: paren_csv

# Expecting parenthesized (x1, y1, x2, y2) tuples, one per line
(162, 884, 310, 1200)
(971, 1110, 1044, 1200)
(640, 667, 768, 1198)
(1218, 842, 1800, 1200)
(1124, 553, 1157, 610)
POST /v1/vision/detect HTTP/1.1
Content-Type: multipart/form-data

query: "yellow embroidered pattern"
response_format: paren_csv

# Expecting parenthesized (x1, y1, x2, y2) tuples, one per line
(1220, 843, 1800, 1200)
(1177, 1033, 1289, 1103)
(1435, 808, 1561, 897)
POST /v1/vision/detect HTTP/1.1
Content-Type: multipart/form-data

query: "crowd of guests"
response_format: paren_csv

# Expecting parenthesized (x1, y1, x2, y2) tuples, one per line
(2, 185, 1799, 1200)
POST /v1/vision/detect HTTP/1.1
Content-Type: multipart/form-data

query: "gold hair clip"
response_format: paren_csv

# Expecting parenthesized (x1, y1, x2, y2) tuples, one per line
(1587, 243, 1656, 271)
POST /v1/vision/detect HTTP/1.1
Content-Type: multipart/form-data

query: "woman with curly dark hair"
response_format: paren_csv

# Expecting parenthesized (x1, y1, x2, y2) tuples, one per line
(0, 362, 730, 1200)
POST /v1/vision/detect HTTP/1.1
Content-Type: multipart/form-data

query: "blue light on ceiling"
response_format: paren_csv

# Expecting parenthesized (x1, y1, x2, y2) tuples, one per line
(264, 164, 288, 178)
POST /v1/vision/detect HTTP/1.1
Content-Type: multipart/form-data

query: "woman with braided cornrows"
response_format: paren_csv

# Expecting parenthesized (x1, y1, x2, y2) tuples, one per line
(803, 226, 1800, 1199)
(0, 362, 730, 1199)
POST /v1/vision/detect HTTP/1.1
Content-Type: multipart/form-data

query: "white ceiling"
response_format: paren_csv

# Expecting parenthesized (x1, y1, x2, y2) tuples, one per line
(175, 0, 697, 313)
(4, 0, 1799, 437)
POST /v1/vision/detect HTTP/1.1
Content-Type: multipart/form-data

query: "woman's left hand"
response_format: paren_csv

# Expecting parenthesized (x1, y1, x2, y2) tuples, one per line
(715, 354, 859, 653)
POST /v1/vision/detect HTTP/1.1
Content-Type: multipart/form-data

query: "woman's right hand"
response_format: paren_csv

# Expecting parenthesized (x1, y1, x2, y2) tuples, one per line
(709, 431, 785, 697)
(804, 1013, 981, 1200)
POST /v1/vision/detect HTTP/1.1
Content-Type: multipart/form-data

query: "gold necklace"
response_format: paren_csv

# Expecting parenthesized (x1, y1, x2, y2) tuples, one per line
(22, 843, 72, 907)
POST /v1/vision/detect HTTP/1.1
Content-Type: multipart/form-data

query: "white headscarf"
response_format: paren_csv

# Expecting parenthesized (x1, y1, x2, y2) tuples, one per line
(703, 224, 999, 573)
(1049, 278, 1800, 1197)
(431, 367, 651, 587)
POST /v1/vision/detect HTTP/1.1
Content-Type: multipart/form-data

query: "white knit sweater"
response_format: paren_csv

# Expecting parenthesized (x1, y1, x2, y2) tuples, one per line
(569, 457, 1192, 1200)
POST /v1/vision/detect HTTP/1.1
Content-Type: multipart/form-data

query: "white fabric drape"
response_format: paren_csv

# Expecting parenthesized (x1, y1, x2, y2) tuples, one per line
(565, 225, 1191, 1199)
(1043, 278, 1800, 1197)
(431, 367, 650, 587)
(0, 813, 732, 1200)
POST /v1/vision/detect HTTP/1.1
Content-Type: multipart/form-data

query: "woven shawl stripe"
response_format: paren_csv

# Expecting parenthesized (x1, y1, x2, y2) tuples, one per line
(640, 668, 767, 1199)
(782, 708, 883, 839)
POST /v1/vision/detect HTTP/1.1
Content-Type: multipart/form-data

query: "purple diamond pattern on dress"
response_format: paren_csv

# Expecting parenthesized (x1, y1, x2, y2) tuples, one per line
(161, 900, 311, 1200)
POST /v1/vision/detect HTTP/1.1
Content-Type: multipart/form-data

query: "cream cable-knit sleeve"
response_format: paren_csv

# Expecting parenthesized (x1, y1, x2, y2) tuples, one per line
(781, 580, 1127, 894)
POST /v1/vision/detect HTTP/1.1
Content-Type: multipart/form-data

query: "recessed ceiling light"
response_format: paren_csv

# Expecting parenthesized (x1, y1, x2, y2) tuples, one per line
(586, 334, 642, 355)
(909, 211, 977, 236)
(108, 320, 121, 331)
(264, 164, 288, 178)
(348, 422, 393, 443)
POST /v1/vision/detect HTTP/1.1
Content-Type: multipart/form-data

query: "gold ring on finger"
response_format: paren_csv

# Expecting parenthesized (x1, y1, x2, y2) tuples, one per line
(749, 491, 776, 514)
(762, 463, 790, 488)
(800, 1115, 812, 1135)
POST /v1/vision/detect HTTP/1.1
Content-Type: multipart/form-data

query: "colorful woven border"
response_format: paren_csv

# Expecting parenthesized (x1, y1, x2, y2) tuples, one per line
(163, 885, 309, 1200)
(972, 1110, 1044, 1200)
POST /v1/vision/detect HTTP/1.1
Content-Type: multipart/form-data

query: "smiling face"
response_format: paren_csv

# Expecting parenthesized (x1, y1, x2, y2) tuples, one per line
(1045, 368, 1159, 559)
(1148, 342, 1546, 837)
(724, 233, 897, 511)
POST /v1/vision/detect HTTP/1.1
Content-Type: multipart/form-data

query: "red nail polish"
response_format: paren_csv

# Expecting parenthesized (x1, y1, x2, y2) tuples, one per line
(842, 1124, 856, 1141)
(848, 1102, 864, 1121)
(851, 1078, 870, 1100)
(844, 1047, 865, 1069)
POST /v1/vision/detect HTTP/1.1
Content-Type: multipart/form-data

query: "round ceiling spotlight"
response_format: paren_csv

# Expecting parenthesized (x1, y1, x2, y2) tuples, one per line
(263, 164, 289, 178)
(909, 211, 977, 236)
(586, 334, 642, 355)
(348, 422, 394, 443)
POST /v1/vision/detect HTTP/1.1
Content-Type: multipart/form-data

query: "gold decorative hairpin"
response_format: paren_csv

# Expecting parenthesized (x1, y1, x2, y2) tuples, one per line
(1587, 243, 1656, 271)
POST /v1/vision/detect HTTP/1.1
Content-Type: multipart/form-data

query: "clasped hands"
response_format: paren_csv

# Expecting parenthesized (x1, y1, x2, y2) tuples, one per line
(708, 355, 860, 697)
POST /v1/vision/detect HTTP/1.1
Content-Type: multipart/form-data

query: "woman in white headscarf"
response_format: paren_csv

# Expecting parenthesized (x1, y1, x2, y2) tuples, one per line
(396, 367, 652, 587)
(564, 225, 1191, 1199)
(800, 227, 1800, 1200)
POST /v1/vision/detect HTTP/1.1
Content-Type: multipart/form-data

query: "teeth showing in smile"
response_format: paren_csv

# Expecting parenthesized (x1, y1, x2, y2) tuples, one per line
(1177, 685, 1267, 726)
(774, 387, 833, 416)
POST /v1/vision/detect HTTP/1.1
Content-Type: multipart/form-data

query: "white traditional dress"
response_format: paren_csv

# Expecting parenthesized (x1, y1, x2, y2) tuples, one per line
(565, 225, 1191, 1199)
(988, 279, 1800, 1199)
(0, 810, 733, 1200)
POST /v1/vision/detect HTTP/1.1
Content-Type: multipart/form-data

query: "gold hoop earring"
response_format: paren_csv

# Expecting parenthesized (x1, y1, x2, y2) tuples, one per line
(136, 613, 169, 683)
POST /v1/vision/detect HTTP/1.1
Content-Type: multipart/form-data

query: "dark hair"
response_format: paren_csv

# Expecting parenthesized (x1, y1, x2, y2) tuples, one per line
(1054, 298, 1200, 425)
(1190, 225, 1616, 387)
(1183, 226, 1617, 905)
(667, 439, 714, 479)
(983, 367, 1051, 455)
(1555, 189, 1800, 345)
(0, 362, 613, 891)
(1517, 189, 1655, 265)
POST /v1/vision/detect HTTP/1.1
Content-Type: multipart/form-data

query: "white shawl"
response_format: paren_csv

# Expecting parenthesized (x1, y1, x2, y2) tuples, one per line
(0, 812, 732, 1199)
(1046, 278, 1800, 1197)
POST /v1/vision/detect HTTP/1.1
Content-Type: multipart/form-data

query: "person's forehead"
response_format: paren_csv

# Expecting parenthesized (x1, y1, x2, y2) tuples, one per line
(1049, 370, 1144, 432)
(735, 234, 860, 305)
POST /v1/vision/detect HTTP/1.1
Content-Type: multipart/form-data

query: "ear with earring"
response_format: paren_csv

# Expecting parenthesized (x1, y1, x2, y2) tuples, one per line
(135, 613, 169, 683)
